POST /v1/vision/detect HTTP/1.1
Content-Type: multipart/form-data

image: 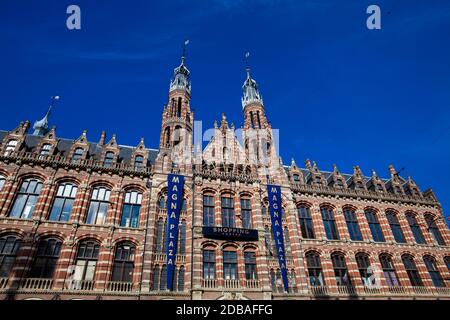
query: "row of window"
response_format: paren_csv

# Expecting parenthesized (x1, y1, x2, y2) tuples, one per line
(6, 178, 142, 228)
(297, 205, 445, 246)
(2, 140, 145, 170)
(199, 193, 446, 246)
(304, 251, 448, 288)
(201, 195, 253, 229)
(0, 236, 136, 283)
(202, 249, 257, 281)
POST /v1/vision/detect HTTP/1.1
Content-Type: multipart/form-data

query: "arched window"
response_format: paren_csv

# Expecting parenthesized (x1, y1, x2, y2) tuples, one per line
(4, 139, 18, 155)
(152, 265, 160, 290)
(120, 191, 142, 228)
(261, 202, 268, 217)
(298, 205, 315, 239)
(401, 255, 423, 287)
(112, 243, 135, 283)
(39, 143, 52, 159)
(86, 186, 110, 225)
(270, 269, 276, 291)
(158, 193, 167, 209)
(203, 249, 216, 279)
(275, 269, 283, 292)
(344, 208, 362, 241)
(244, 251, 257, 280)
(173, 126, 182, 145)
(331, 253, 351, 286)
(177, 265, 185, 291)
(223, 249, 238, 280)
(406, 213, 425, 244)
(0, 235, 21, 277)
(386, 211, 406, 243)
(423, 256, 445, 287)
(155, 218, 165, 253)
(9, 178, 43, 219)
(164, 127, 171, 147)
(365, 210, 385, 242)
(72, 147, 84, 163)
(177, 97, 182, 117)
(379, 254, 400, 286)
(221, 196, 235, 228)
(289, 269, 297, 293)
(160, 265, 167, 290)
(321, 206, 339, 240)
(203, 195, 214, 226)
(29, 238, 62, 278)
(0, 176, 5, 191)
(223, 147, 229, 161)
(134, 155, 144, 171)
(73, 240, 100, 285)
(425, 215, 445, 245)
(264, 226, 273, 256)
(178, 220, 186, 255)
(306, 252, 324, 286)
(49, 183, 78, 222)
(355, 253, 374, 286)
(240, 198, 252, 229)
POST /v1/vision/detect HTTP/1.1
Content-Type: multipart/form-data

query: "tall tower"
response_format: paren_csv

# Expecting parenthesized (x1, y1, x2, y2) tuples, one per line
(241, 58, 275, 170)
(158, 43, 194, 169)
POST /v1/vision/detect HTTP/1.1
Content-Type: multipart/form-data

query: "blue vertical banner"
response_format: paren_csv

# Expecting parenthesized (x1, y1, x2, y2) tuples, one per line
(165, 174, 185, 290)
(267, 184, 289, 292)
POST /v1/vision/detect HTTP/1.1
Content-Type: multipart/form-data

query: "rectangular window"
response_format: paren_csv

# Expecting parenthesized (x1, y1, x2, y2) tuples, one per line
(203, 196, 215, 226)
(221, 197, 235, 228)
(244, 252, 257, 280)
(240, 199, 252, 229)
(203, 250, 216, 279)
(223, 251, 237, 280)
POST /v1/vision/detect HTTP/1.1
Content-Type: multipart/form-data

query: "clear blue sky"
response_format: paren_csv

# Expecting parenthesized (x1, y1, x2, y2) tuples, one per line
(1, 0, 449, 225)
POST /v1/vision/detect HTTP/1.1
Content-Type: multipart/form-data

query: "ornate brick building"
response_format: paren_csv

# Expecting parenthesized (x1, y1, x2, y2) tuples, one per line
(0, 51, 449, 300)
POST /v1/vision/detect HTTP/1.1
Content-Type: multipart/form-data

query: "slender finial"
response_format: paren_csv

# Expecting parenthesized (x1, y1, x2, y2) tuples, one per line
(182, 39, 190, 64)
(47, 95, 60, 116)
(244, 51, 250, 77)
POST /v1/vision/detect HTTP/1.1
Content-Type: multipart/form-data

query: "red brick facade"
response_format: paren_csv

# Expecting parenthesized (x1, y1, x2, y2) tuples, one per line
(0, 56, 449, 300)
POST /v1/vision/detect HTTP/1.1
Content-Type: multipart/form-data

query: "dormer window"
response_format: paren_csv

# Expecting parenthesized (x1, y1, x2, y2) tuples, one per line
(315, 176, 322, 185)
(104, 151, 114, 168)
(134, 155, 144, 170)
(293, 174, 300, 183)
(376, 184, 384, 192)
(72, 147, 84, 163)
(4, 140, 18, 155)
(335, 179, 344, 189)
(394, 186, 402, 194)
(39, 144, 52, 159)
(356, 181, 364, 190)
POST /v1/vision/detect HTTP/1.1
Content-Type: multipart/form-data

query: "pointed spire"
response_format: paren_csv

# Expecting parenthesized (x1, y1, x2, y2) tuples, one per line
(98, 131, 106, 146)
(388, 164, 396, 176)
(241, 51, 263, 109)
(170, 40, 191, 93)
(305, 159, 312, 170)
(33, 96, 60, 136)
(220, 113, 228, 129)
(333, 164, 339, 174)
(291, 158, 297, 168)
